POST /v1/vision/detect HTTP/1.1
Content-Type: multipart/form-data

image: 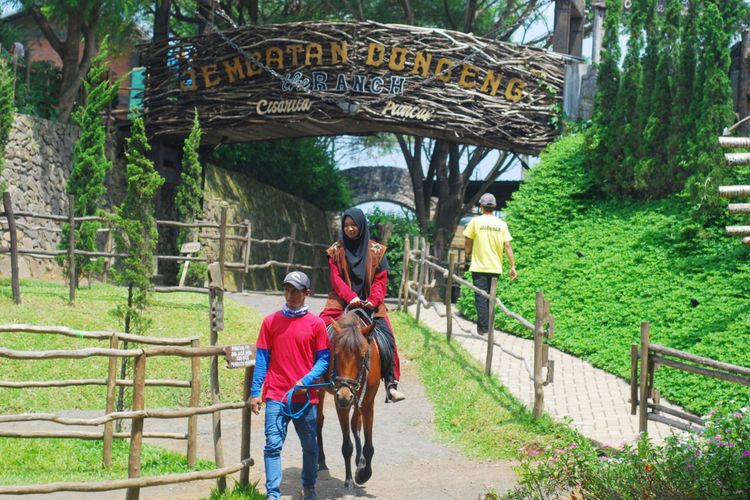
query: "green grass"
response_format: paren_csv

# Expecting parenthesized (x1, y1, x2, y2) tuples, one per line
(0, 438, 214, 485)
(391, 311, 574, 460)
(0, 278, 262, 412)
(458, 134, 750, 416)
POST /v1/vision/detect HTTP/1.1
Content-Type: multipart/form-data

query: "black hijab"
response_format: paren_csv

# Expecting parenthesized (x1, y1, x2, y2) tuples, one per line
(341, 208, 369, 297)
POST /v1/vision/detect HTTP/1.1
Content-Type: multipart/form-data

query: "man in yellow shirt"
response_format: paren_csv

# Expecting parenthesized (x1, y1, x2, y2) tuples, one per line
(463, 193, 517, 335)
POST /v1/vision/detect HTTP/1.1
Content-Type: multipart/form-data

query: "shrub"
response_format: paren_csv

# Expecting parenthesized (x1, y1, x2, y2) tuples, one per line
(504, 403, 750, 499)
(366, 207, 422, 297)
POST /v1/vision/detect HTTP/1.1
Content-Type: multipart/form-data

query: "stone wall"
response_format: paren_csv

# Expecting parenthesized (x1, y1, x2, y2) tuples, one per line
(203, 164, 334, 293)
(0, 114, 79, 279)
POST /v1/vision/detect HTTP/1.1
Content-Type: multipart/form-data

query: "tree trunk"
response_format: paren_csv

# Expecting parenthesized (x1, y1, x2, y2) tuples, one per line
(154, 0, 172, 42)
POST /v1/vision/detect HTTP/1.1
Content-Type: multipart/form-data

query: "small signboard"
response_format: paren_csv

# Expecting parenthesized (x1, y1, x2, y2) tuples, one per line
(224, 344, 256, 369)
(180, 241, 202, 254)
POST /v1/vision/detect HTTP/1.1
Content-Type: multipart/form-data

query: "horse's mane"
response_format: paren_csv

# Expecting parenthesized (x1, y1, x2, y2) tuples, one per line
(331, 312, 368, 355)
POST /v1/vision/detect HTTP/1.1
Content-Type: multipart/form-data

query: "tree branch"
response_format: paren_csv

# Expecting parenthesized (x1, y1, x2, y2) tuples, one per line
(28, 5, 63, 56)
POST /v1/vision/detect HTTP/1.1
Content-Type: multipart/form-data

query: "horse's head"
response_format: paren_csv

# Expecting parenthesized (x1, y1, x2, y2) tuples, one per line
(330, 311, 374, 409)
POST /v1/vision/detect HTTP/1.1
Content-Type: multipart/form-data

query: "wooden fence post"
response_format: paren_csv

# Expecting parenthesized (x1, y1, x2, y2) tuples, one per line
(2, 191, 20, 304)
(446, 253, 456, 341)
(310, 249, 320, 293)
(286, 223, 297, 274)
(630, 344, 639, 415)
(239, 364, 254, 486)
(243, 220, 252, 275)
(397, 236, 410, 311)
(102, 334, 118, 467)
(187, 338, 201, 467)
(208, 264, 226, 493)
(484, 277, 498, 376)
(409, 236, 419, 308)
(415, 238, 427, 322)
(218, 206, 228, 284)
(532, 290, 545, 419)
(68, 194, 76, 304)
(639, 321, 650, 433)
(126, 353, 146, 500)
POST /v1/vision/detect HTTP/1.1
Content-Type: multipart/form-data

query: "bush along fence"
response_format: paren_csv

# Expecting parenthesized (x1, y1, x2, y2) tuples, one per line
(631, 321, 750, 434)
(0, 194, 332, 303)
(0, 322, 256, 498)
(398, 236, 554, 419)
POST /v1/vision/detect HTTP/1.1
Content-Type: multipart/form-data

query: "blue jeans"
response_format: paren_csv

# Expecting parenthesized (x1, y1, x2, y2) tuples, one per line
(472, 272, 499, 333)
(264, 400, 318, 500)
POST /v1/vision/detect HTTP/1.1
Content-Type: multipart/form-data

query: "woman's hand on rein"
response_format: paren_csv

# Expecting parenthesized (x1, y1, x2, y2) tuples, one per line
(349, 297, 363, 308)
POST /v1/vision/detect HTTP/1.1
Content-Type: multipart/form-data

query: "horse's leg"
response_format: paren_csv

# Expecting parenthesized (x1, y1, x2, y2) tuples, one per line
(316, 389, 330, 478)
(351, 408, 364, 473)
(355, 401, 375, 485)
(336, 406, 355, 495)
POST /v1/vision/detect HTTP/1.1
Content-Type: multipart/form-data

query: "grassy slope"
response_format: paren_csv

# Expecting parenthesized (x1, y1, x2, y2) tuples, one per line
(458, 134, 750, 416)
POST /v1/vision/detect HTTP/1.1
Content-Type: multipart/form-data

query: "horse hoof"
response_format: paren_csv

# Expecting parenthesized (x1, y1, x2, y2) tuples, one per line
(317, 467, 330, 480)
(355, 467, 372, 485)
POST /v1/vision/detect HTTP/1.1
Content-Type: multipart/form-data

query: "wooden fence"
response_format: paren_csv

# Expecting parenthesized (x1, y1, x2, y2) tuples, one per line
(398, 236, 554, 419)
(0, 323, 255, 499)
(630, 321, 750, 433)
(0, 193, 332, 303)
(718, 125, 750, 245)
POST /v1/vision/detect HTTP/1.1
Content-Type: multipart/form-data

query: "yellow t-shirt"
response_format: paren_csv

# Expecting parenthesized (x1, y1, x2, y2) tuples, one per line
(463, 214, 512, 274)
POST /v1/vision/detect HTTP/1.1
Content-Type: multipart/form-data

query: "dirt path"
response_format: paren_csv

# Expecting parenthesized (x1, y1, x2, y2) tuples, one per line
(3, 293, 518, 500)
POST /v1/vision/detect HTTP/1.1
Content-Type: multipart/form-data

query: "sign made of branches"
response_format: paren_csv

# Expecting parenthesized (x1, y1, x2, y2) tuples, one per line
(141, 21, 567, 153)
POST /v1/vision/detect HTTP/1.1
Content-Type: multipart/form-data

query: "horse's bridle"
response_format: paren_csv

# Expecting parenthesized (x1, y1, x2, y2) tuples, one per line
(330, 308, 373, 409)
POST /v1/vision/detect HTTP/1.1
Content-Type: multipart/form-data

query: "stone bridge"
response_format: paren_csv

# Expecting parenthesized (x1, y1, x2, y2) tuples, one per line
(341, 166, 520, 211)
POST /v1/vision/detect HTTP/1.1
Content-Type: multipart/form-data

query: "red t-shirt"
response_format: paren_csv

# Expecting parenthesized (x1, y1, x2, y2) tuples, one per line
(256, 311, 329, 403)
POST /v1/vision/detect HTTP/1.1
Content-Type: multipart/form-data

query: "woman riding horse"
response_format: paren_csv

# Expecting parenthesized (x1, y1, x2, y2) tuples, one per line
(319, 207, 405, 402)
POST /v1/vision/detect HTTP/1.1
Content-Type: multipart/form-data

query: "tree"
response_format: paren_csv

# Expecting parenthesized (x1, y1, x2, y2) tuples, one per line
(0, 54, 15, 191)
(110, 115, 165, 336)
(61, 41, 123, 286)
(18, 0, 142, 122)
(175, 109, 204, 247)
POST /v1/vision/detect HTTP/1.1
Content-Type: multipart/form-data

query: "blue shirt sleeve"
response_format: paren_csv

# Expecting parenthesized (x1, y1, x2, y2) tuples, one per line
(300, 348, 330, 386)
(251, 348, 270, 398)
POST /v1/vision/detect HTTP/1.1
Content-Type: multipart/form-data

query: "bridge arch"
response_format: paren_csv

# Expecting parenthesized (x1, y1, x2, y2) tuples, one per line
(341, 167, 415, 211)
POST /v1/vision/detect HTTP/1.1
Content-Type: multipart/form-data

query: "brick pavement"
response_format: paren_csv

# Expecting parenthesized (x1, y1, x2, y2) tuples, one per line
(406, 301, 692, 446)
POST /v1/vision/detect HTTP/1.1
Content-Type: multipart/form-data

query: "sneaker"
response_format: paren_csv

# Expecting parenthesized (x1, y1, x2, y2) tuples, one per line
(388, 386, 406, 402)
(301, 486, 317, 500)
(477, 326, 488, 336)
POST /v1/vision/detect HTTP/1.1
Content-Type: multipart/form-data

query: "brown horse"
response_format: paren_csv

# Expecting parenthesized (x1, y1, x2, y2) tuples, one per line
(316, 309, 382, 498)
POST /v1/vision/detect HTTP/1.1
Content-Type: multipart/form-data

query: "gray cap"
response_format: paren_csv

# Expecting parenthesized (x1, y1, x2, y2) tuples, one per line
(478, 193, 496, 207)
(283, 271, 311, 290)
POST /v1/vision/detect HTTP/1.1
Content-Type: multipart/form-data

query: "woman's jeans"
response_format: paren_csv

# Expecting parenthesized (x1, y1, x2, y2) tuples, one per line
(263, 400, 318, 500)
(472, 272, 499, 333)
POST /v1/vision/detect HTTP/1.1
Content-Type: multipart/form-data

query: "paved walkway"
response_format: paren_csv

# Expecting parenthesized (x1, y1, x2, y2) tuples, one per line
(406, 301, 690, 446)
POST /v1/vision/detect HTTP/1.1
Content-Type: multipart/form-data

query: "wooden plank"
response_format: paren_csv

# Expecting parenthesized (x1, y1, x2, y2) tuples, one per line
(744, 237, 750, 246)
(209, 288, 226, 494)
(532, 290, 545, 419)
(103, 335, 119, 467)
(0, 324, 196, 345)
(285, 222, 297, 274)
(239, 365, 254, 486)
(68, 194, 76, 304)
(719, 185, 750, 198)
(397, 236, 409, 310)
(218, 206, 228, 282)
(0, 378, 190, 389)
(652, 355, 750, 386)
(648, 413, 703, 433)
(726, 225, 750, 236)
(446, 253, 456, 342)
(126, 354, 147, 500)
(630, 344, 638, 415)
(650, 343, 750, 377)
(639, 322, 650, 433)
(2, 192, 20, 304)
(648, 403, 704, 425)
(719, 136, 750, 148)
(187, 338, 201, 467)
(0, 462, 248, 495)
(415, 238, 427, 322)
(728, 203, 750, 214)
(726, 153, 750, 166)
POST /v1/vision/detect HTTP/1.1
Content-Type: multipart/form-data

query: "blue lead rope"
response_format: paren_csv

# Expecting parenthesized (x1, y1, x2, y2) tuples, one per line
(280, 381, 335, 419)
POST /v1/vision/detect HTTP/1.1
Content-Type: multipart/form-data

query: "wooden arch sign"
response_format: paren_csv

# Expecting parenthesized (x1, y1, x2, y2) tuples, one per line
(141, 21, 567, 154)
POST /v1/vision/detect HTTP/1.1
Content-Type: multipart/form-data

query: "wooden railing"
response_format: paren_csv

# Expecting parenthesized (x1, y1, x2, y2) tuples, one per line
(0, 324, 255, 499)
(630, 321, 750, 433)
(399, 236, 554, 419)
(0, 195, 332, 303)
(718, 123, 750, 246)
